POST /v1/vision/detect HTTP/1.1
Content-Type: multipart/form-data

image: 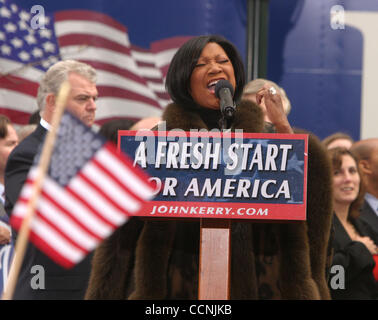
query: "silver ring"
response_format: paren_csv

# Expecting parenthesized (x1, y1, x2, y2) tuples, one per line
(269, 86, 277, 95)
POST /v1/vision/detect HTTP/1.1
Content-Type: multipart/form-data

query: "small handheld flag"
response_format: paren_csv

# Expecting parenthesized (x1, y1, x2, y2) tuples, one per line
(10, 111, 155, 268)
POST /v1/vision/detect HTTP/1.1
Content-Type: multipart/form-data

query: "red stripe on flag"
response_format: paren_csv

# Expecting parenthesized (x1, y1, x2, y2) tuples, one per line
(10, 215, 77, 269)
(76, 170, 134, 217)
(34, 208, 89, 253)
(58, 34, 131, 56)
(97, 86, 162, 109)
(133, 60, 156, 68)
(0, 108, 34, 125)
(16, 193, 105, 243)
(160, 65, 170, 77)
(64, 184, 118, 229)
(0, 75, 38, 96)
(79, 60, 148, 85)
(104, 143, 154, 187)
(37, 190, 104, 241)
(130, 44, 150, 53)
(20, 176, 118, 231)
(9, 215, 22, 233)
(28, 229, 77, 269)
(91, 157, 146, 204)
(154, 91, 170, 101)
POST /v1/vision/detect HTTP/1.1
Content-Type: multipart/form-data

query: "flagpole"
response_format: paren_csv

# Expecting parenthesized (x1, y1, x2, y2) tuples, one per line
(2, 81, 71, 300)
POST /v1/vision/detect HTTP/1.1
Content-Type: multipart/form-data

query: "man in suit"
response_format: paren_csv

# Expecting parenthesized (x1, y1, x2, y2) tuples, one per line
(4, 60, 98, 299)
(351, 138, 378, 236)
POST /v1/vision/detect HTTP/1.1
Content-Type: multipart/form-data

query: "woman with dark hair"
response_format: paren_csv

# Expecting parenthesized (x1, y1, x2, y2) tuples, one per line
(166, 35, 246, 108)
(85, 35, 333, 300)
(164, 34, 290, 133)
(328, 147, 378, 299)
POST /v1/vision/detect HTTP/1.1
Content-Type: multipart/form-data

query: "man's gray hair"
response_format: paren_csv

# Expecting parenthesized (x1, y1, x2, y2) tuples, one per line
(36, 60, 97, 111)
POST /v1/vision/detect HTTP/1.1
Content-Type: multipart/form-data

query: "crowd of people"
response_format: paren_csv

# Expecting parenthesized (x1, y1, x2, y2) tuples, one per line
(0, 34, 377, 300)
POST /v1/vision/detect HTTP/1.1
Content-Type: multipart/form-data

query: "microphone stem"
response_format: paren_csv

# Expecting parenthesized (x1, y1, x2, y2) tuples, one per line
(219, 115, 231, 130)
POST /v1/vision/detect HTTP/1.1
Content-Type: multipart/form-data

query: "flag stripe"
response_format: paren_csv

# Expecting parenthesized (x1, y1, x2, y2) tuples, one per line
(95, 69, 158, 100)
(0, 108, 34, 124)
(36, 188, 104, 242)
(69, 176, 128, 225)
(79, 60, 148, 85)
(55, 10, 127, 33)
(98, 86, 161, 109)
(60, 46, 138, 75)
(81, 161, 141, 212)
(0, 89, 38, 113)
(0, 58, 45, 80)
(29, 215, 84, 262)
(0, 74, 39, 96)
(95, 98, 162, 120)
(131, 45, 178, 68)
(150, 36, 194, 52)
(91, 157, 145, 203)
(97, 145, 155, 199)
(29, 229, 77, 269)
(10, 215, 77, 268)
(25, 168, 113, 236)
(59, 34, 131, 57)
(55, 21, 128, 47)
(14, 201, 91, 253)
(35, 198, 98, 250)
(15, 178, 113, 238)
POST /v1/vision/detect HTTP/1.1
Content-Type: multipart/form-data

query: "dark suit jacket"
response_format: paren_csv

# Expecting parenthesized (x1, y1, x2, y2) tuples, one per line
(4, 124, 92, 300)
(329, 215, 378, 300)
(360, 200, 378, 237)
(0, 202, 7, 221)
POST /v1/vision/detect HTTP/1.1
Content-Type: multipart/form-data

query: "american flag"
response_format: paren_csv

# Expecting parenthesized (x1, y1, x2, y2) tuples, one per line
(0, 0, 191, 125)
(10, 111, 156, 268)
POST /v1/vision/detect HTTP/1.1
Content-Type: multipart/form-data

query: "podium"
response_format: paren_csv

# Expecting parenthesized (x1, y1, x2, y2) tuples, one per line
(199, 219, 231, 299)
(119, 130, 308, 300)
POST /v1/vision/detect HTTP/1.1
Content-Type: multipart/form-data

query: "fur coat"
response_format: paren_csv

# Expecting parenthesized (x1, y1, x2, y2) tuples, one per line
(85, 100, 333, 300)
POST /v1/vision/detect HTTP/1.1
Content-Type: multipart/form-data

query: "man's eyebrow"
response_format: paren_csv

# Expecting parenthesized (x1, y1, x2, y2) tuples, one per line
(75, 93, 98, 98)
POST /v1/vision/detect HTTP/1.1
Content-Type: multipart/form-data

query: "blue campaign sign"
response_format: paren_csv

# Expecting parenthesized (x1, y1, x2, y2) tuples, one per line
(119, 131, 308, 221)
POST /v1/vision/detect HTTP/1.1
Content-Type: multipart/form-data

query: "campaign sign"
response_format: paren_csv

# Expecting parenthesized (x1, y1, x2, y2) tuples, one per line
(119, 130, 308, 221)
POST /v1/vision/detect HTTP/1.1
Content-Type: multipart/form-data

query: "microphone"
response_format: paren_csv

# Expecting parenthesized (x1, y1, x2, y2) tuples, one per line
(215, 80, 236, 119)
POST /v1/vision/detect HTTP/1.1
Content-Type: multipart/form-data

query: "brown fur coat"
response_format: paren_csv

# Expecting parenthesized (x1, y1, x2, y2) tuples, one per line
(85, 100, 333, 299)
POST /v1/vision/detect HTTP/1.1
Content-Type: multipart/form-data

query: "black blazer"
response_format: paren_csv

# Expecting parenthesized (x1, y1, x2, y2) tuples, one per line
(4, 124, 92, 300)
(360, 200, 378, 237)
(329, 215, 378, 300)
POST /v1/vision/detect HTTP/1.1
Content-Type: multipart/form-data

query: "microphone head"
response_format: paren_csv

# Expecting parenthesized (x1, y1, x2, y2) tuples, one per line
(215, 79, 234, 99)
